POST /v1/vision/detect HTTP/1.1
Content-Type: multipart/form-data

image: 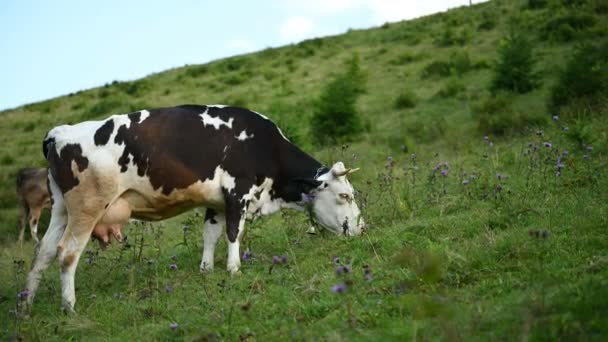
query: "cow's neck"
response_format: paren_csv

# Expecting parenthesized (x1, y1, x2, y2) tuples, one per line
(274, 141, 326, 208)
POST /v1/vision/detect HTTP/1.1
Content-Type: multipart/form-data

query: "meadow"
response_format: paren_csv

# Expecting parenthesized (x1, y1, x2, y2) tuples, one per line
(1, 0, 607, 340)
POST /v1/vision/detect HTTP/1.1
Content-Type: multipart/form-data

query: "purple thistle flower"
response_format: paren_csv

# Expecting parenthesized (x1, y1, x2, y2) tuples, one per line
(170, 322, 178, 330)
(169, 263, 178, 270)
(333, 256, 340, 264)
(17, 289, 29, 300)
(165, 286, 173, 293)
(281, 255, 288, 264)
(496, 173, 503, 180)
(242, 250, 252, 261)
(331, 284, 347, 294)
(586, 145, 593, 151)
(336, 265, 352, 275)
(543, 142, 552, 148)
(462, 179, 469, 185)
(272, 255, 280, 264)
(171, 255, 177, 260)
(552, 115, 559, 121)
(440, 169, 448, 177)
(365, 273, 373, 282)
(536, 130, 544, 136)
(563, 126, 569, 132)
(470, 174, 477, 180)
(411, 153, 417, 160)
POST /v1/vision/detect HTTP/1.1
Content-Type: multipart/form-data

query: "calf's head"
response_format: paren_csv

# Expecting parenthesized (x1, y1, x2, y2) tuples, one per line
(305, 162, 365, 236)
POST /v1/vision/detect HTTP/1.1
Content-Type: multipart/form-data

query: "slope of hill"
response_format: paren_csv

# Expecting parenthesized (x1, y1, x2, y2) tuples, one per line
(1, 0, 607, 340)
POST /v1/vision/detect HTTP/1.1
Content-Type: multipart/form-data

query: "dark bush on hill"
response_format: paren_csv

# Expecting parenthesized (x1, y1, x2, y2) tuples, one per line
(310, 55, 366, 146)
(549, 42, 608, 114)
(491, 32, 540, 94)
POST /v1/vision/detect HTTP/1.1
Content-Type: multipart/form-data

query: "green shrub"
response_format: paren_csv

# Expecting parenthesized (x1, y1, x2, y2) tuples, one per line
(549, 42, 608, 114)
(474, 93, 547, 135)
(478, 10, 497, 31)
(491, 32, 540, 94)
(434, 27, 470, 47)
(421, 61, 452, 79)
(390, 52, 423, 65)
(310, 55, 366, 145)
(436, 79, 466, 98)
(394, 90, 417, 109)
(114, 80, 150, 97)
(83, 98, 124, 120)
(541, 14, 596, 42)
(527, 0, 548, 9)
(184, 65, 208, 78)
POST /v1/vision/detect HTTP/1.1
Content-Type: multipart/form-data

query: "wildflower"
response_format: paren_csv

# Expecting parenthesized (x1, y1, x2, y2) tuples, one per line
(114, 293, 119, 299)
(170, 322, 179, 330)
(586, 145, 593, 151)
(562, 150, 569, 157)
(17, 289, 29, 300)
(165, 286, 173, 293)
(552, 115, 559, 121)
(470, 174, 477, 180)
(563, 126, 569, 132)
(169, 263, 178, 270)
(85, 257, 92, 265)
(483, 136, 489, 141)
(336, 265, 352, 275)
(583, 154, 589, 160)
(171, 255, 177, 260)
(242, 250, 252, 261)
(400, 144, 407, 152)
(411, 153, 417, 161)
(281, 255, 288, 264)
(462, 179, 469, 185)
(331, 284, 347, 294)
(543, 142, 552, 148)
(181, 224, 190, 231)
(333, 256, 340, 264)
(90, 294, 97, 299)
(363, 265, 373, 282)
(440, 169, 448, 177)
(536, 130, 543, 136)
(496, 172, 503, 180)
(272, 256, 280, 264)
(541, 231, 550, 239)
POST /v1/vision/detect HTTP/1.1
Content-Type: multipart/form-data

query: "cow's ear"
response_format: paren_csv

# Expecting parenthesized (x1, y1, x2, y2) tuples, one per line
(295, 178, 322, 194)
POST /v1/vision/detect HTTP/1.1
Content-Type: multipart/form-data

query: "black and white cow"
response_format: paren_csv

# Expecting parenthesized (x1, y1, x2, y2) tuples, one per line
(26, 104, 364, 312)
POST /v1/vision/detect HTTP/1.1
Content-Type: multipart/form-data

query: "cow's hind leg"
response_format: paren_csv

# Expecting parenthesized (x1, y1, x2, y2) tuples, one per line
(28, 206, 43, 244)
(200, 209, 225, 272)
(17, 200, 28, 243)
(26, 175, 67, 308)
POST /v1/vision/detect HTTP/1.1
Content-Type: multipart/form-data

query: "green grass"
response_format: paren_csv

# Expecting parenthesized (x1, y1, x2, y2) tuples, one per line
(1, 0, 607, 340)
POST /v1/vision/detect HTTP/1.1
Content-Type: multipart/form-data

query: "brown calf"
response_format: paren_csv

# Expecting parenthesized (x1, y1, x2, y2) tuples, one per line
(16, 167, 123, 246)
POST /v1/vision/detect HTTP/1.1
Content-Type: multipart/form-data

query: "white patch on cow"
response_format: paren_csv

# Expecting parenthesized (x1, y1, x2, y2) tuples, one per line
(208, 104, 228, 108)
(218, 167, 236, 193)
(138, 110, 150, 123)
(200, 109, 233, 130)
(235, 130, 254, 141)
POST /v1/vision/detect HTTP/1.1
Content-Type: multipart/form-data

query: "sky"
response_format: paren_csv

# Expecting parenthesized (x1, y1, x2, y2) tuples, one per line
(0, 0, 486, 110)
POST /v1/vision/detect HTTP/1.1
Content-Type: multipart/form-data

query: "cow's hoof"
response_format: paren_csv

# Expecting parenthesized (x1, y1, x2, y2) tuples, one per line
(61, 302, 76, 315)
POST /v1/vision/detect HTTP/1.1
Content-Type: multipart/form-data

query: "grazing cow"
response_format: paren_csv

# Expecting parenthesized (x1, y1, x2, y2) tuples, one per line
(16, 167, 124, 247)
(26, 104, 365, 312)
(16, 168, 51, 243)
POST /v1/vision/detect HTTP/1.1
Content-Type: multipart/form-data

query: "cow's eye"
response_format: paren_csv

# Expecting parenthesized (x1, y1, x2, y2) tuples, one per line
(339, 193, 351, 202)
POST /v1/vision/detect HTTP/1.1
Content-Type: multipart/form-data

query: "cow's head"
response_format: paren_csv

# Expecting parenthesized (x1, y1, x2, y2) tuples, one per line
(305, 162, 365, 236)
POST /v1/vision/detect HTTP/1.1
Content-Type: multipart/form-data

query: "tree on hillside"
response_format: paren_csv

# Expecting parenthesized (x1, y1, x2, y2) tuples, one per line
(491, 31, 540, 94)
(310, 54, 366, 146)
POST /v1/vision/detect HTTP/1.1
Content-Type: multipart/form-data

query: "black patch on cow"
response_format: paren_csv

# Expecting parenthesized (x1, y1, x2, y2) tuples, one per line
(43, 136, 55, 159)
(205, 208, 218, 224)
(128, 111, 141, 123)
(47, 143, 89, 194)
(94, 119, 114, 146)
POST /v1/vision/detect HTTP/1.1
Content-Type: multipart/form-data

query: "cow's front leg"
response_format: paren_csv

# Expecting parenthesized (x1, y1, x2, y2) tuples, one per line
(223, 192, 248, 274)
(200, 209, 225, 272)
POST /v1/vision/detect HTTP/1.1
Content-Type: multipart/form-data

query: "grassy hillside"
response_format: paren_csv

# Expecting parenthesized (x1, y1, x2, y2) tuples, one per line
(2, 0, 608, 340)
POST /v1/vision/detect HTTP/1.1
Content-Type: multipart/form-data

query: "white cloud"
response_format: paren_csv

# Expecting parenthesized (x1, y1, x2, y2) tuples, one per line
(280, 16, 315, 43)
(225, 39, 256, 53)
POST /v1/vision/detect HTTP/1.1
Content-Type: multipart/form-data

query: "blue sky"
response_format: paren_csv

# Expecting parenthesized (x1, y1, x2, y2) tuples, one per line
(0, 0, 486, 110)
